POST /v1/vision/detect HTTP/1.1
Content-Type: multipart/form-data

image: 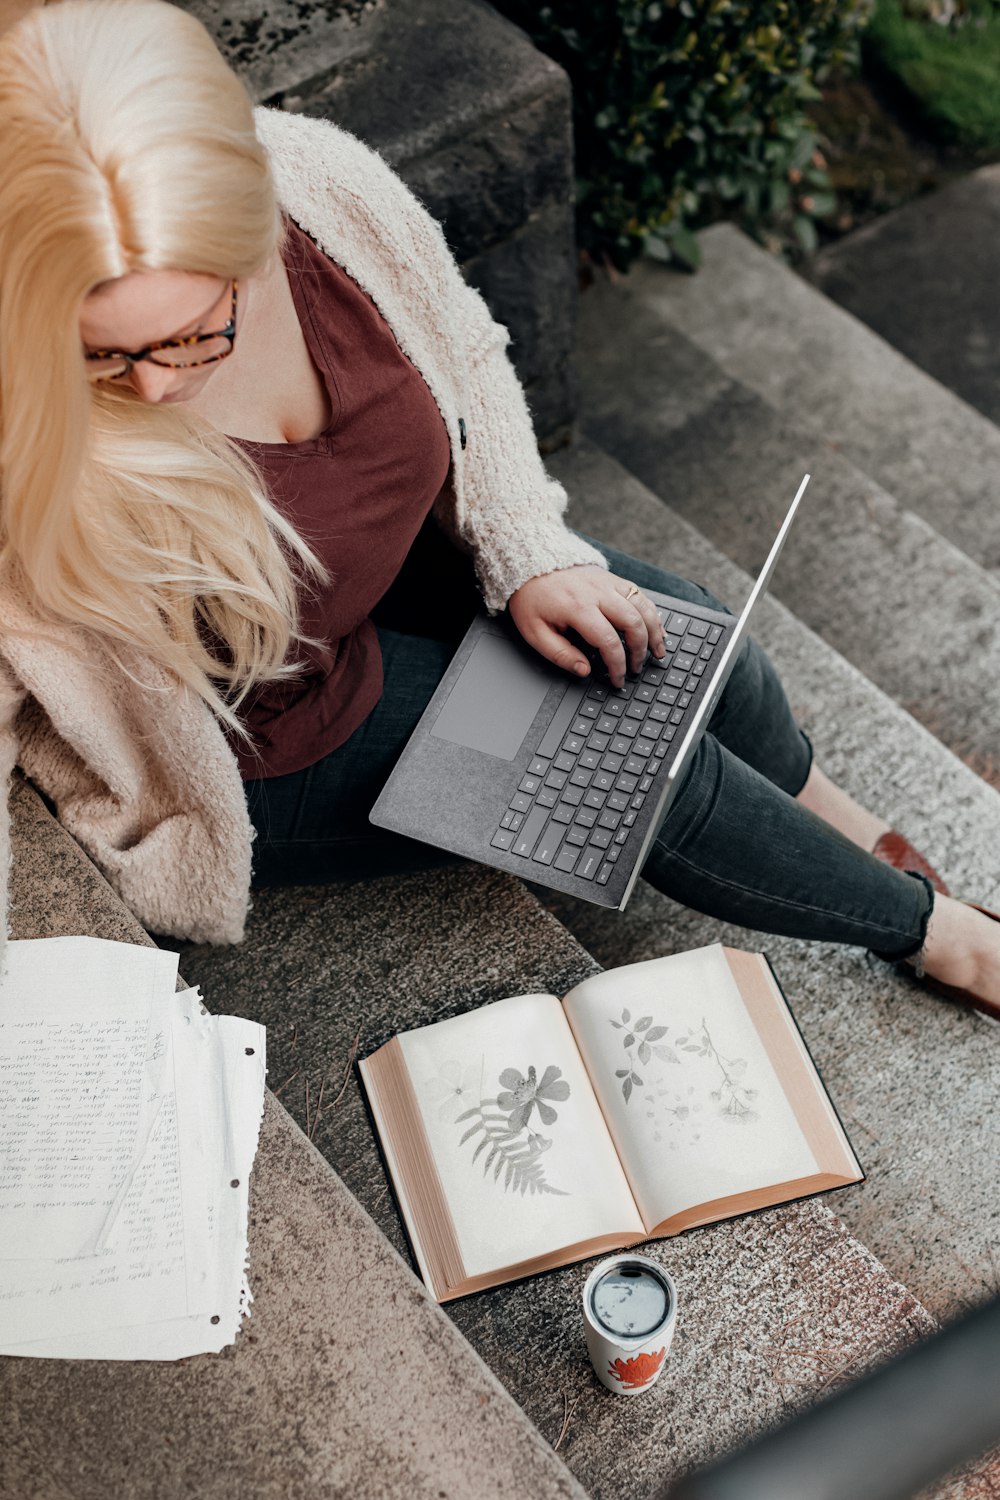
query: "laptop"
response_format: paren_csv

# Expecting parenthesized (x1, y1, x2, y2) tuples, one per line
(370, 475, 810, 909)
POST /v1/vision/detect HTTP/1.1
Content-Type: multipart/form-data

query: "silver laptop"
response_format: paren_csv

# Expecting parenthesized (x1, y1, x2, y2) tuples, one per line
(370, 475, 809, 909)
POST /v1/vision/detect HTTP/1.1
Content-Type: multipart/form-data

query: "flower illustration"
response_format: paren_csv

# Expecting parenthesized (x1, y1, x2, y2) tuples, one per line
(425, 1060, 482, 1121)
(607, 1347, 667, 1390)
(496, 1064, 570, 1132)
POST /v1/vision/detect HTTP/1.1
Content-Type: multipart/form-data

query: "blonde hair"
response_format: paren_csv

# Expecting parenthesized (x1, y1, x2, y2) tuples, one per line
(0, 0, 331, 753)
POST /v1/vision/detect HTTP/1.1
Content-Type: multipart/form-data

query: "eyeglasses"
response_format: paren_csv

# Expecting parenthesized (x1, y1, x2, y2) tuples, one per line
(84, 278, 239, 382)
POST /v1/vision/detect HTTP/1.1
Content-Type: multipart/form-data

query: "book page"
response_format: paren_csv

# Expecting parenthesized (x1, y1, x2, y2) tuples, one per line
(563, 946, 822, 1230)
(396, 993, 642, 1282)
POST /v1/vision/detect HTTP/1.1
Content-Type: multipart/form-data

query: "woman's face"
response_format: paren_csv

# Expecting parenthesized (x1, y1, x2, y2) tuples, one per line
(79, 269, 236, 404)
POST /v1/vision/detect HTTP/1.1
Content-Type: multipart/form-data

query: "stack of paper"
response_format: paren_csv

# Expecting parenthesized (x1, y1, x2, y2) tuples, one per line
(0, 935, 266, 1360)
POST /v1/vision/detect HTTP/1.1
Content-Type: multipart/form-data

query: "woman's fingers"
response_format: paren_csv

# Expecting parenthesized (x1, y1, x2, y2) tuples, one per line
(519, 616, 594, 678)
(575, 606, 631, 687)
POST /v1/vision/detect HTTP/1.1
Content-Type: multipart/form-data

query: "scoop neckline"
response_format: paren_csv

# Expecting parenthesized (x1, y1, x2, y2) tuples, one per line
(227, 215, 340, 454)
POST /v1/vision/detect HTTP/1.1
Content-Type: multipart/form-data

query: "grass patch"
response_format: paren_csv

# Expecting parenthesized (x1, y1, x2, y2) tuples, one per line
(864, 0, 1000, 152)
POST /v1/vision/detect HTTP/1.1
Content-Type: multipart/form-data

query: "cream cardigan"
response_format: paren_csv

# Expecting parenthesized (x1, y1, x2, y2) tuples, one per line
(0, 106, 607, 963)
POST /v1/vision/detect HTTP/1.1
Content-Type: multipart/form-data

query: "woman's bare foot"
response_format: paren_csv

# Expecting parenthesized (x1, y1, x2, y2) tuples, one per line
(915, 895, 1000, 1010)
(795, 762, 890, 852)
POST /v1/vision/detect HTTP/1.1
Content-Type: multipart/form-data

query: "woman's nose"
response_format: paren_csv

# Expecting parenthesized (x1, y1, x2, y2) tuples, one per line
(129, 360, 186, 402)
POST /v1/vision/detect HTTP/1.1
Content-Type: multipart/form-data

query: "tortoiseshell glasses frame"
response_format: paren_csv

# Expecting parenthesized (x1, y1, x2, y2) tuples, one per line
(83, 278, 239, 381)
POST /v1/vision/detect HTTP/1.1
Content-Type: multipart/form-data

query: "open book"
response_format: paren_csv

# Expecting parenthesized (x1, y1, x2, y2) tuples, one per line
(360, 944, 862, 1303)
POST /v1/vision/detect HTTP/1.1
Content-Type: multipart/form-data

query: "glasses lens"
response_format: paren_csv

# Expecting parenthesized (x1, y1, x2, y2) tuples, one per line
(86, 356, 130, 381)
(150, 336, 232, 369)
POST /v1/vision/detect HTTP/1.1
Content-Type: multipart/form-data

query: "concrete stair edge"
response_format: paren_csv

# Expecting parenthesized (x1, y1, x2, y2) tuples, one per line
(573, 276, 1000, 788)
(632, 223, 1000, 576)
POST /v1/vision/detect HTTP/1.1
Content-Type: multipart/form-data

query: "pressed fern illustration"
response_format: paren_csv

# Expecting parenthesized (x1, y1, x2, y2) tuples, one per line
(450, 1061, 571, 1198)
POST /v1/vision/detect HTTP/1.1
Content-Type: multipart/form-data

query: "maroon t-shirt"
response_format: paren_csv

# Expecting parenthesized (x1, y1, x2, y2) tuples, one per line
(224, 216, 452, 780)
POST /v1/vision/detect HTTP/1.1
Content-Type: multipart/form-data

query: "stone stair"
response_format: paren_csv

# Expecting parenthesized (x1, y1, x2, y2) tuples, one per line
(573, 247, 1000, 789)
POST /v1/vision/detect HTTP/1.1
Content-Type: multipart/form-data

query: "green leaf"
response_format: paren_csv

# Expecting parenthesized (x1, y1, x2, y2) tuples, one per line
(668, 226, 702, 270)
(792, 213, 819, 255)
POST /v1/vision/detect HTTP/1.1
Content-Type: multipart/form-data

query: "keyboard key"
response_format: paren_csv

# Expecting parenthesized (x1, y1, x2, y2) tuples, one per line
(532, 826, 563, 865)
(574, 806, 598, 828)
(508, 810, 524, 829)
(680, 635, 702, 656)
(545, 768, 568, 790)
(604, 699, 624, 718)
(607, 845, 622, 862)
(610, 735, 632, 757)
(593, 770, 615, 792)
(700, 643, 715, 661)
(576, 850, 600, 881)
(654, 741, 669, 759)
(631, 793, 646, 811)
(642, 666, 665, 684)
(670, 708, 685, 724)
(584, 788, 607, 810)
(618, 720, 639, 739)
(580, 749, 600, 770)
(501, 809, 516, 829)
(664, 633, 681, 652)
(598, 809, 621, 830)
(528, 756, 550, 777)
(666, 669, 686, 688)
(635, 684, 656, 702)
(587, 731, 611, 753)
(597, 715, 619, 735)
(624, 810, 638, 827)
(667, 613, 691, 634)
(586, 684, 609, 701)
(550, 804, 574, 824)
(571, 717, 590, 736)
(537, 788, 558, 809)
(570, 767, 592, 788)
(657, 686, 679, 705)
(518, 774, 541, 795)
(675, 653, 695, 672)
(513, 804, 551, 857)
(686, 675, 700, 692)
(649, 706, 669, 724)
(608, 791, 629, 812)
(589, 827, 612, 849)
(617, 772, 638, 793)
(693, 661, 708, 676)
(563, 734, 584, 754)
(566, 825, 589, 847)
(555, 846, 580, 873)
(510, 792, 531, 813)
(491, 828, 515, 851)
(554, 750, 575, 773)
(678, 693, 692, 709)
(579, 700, 599, 719)
(634, 737, 655, 758)
(559, 784, 584, 807)
(640, 775, 654, 793)
(597, 861, 614, 886)
(601, 752, 625, 773)
(687, 619, 709, 638)
(708, 624, 723, 644)
(615, 828, 629, 844)
(624, 756, 645, 776)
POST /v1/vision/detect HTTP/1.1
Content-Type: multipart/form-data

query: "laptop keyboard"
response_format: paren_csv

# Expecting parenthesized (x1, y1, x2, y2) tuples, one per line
(490, 608, 726, 886)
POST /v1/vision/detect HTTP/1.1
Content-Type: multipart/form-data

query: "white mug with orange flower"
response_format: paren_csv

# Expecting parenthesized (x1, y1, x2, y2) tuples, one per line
(582, 1253, 677, 1396)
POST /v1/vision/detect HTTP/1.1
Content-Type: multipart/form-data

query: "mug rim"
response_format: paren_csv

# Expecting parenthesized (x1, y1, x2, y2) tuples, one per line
(582, 1252, 677, 1345)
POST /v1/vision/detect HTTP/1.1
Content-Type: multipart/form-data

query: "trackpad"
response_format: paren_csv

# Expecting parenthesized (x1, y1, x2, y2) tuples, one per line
(430, 632, 556, 760)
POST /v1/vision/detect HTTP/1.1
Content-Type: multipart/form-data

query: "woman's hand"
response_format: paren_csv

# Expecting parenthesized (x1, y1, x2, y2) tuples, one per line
(507, 565, 666, 690)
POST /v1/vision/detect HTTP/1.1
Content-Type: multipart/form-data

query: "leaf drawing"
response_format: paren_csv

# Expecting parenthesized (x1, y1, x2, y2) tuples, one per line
(444, 1057, 571, 1198)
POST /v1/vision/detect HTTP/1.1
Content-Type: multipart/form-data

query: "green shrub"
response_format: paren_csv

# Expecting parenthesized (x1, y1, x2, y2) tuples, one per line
(493, 0, 870, 270)
(864, 0, 1000, 152)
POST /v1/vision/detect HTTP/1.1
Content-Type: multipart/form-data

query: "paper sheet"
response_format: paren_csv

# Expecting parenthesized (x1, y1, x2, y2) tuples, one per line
(0, 937, 266, 1360)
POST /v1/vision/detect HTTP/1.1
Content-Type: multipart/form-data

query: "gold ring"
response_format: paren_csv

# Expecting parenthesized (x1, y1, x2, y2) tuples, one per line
(624, 585, 640, 601)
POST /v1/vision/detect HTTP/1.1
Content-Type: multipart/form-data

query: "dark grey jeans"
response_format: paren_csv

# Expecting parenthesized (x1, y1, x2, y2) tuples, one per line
(244, 523, 933, 962)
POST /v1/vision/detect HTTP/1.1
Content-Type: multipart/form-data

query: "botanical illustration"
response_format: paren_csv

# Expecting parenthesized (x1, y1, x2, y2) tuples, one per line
(426, 1060, 571, 1198)
(607, 1346, 667, 1390)
(609, 1004, 760, 1137)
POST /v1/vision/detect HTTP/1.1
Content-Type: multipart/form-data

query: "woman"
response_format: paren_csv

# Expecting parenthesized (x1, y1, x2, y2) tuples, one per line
(0, 0, 997, 1015)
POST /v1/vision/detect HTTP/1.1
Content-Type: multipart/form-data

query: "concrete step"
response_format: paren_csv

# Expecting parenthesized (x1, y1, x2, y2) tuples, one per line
(177, 0, 577, 438)
(812, 167, 1000, 441)
(575, 270, 1000, 789)
(541, 433, 1000, 1332)
(628, 222, 1000, 577)
(168, 862, 946, 1499)
(0, 776, 588, 1500)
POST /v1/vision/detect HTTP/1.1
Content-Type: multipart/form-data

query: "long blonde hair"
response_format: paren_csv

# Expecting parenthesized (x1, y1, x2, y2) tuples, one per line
(0, 0, 331, 748)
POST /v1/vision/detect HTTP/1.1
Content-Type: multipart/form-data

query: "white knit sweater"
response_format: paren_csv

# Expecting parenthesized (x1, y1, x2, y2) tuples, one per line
(0, 106, 608, 961)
